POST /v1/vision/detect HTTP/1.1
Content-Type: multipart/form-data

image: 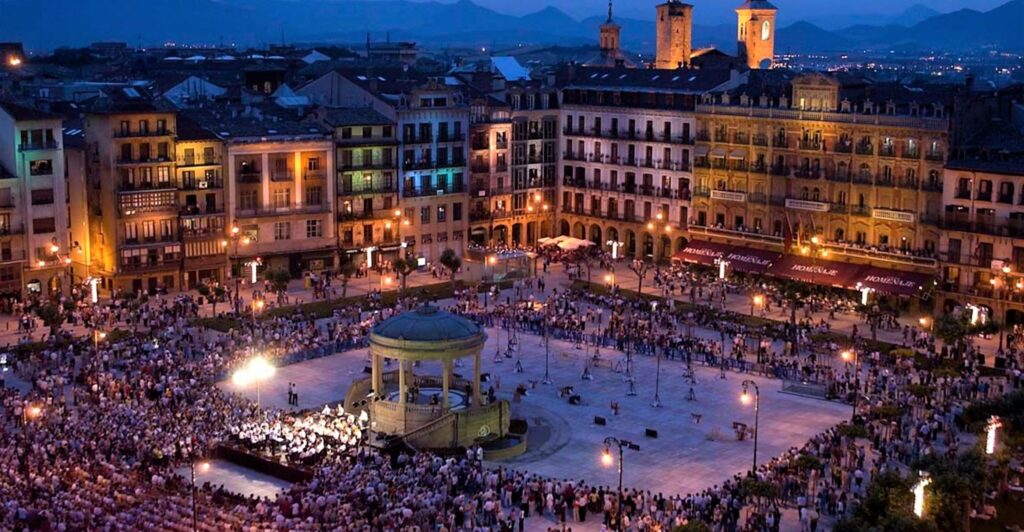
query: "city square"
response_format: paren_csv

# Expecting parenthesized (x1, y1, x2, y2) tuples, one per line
(0, 0, 1022, 529)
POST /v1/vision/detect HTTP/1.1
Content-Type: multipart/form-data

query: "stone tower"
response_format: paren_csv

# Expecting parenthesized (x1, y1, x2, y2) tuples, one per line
(599, 1, 621, 52)
(654, 0, 693, 69)
(736, 0, 778, 69)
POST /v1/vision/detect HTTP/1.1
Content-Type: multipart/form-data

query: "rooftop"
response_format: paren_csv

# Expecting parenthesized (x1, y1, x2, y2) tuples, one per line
(321, 107, 393, 127)
(561, 65, 732, 94)
(372, 306, 482, 343)
(0, 100, 62, 121)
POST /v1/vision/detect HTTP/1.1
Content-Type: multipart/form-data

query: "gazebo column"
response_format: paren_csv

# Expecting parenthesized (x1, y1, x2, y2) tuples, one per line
(442, 358, 452, 410)
(371, 354, 382, 396)
(473, 351, 482, 406)
(398, 359, 407, 405)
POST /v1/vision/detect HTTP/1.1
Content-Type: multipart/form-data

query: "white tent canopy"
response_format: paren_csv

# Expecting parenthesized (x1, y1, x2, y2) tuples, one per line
(538, 235, 594, 251)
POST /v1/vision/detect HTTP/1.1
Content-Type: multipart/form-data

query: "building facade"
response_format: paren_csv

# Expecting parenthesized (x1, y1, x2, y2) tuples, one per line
(83, 92, 181, 294)
(689, 73, 948, 281)
(0, 102, 70, 296)
(175, 117, 228, 289)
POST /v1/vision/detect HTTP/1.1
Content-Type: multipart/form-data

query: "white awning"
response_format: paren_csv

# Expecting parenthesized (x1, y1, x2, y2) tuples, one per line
(729, 149, 746, 159)
(694, 146, 709, 157)
(710, 147, 727, 158)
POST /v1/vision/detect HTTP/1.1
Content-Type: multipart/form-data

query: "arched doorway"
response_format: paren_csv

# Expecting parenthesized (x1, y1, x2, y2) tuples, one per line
(573, 222, 586, 239)
(659, 235, 671, 261)
(589, 224, 602, 245)
(492, 225, 509, 245)
(511, 223, 523, 245)
(642, 233, 654, 257)
(559, 220, 570, 236)
(674, 236, 688, 256)
(540, 220, 553, 239)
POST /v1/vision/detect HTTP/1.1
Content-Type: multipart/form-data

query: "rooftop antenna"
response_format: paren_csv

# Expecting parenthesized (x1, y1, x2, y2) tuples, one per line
(607, 0, 613, 23)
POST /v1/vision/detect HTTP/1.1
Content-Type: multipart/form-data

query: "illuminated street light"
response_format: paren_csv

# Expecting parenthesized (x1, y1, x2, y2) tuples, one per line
(740, 380, 760, 473)
(600, 437, 639, 532)
(986, 415, 1002, 455)
(232, 355, 275, 408)
(912, 473, 931, 518)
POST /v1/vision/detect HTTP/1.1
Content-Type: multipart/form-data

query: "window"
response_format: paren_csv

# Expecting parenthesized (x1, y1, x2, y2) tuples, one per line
(273, 189, 291, 209)
(274, 222, 291, 240)
(142, 221, 156, 239)
(306, 185, 323, 206)
(437, 205, 447, 223)
(32, 217, 55, 234)
(29, 160, 53, 176)
(138, 120, 149, 135)
(239, 190, 257, 211)
(124, 223, 138, 241)
(306, 219, 323, 238)
(453, 202, 463, 221)
(420, 207, 431, 224)
(157, 166, 171, 185)
(30, 189, 54, 205)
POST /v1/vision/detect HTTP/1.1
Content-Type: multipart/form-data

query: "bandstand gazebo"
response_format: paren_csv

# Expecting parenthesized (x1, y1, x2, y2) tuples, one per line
(349, 305, 510, 449)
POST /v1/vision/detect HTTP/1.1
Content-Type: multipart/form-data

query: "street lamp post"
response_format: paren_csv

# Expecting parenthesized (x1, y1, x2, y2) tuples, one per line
(190, 460, 210, 532)
(542, 302, 552, 385)
(740, 380, 760, 474)
(840, 349, 858, 421)
(223, 225, 250, 314)
(652, 343, 662, 408)
(601, 437, 640, 532)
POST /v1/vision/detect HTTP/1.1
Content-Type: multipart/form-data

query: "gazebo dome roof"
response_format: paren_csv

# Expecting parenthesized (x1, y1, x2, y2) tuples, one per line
(372, 306, 482, 342)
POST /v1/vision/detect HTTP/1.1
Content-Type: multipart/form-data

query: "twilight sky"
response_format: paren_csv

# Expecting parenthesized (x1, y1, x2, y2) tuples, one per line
(426, 0, 1009, 23)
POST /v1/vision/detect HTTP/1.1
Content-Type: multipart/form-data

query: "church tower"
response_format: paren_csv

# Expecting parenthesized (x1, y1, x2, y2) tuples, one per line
(736, 0, 778, 69)
(654, 0, 693, 69)
(599, 1, 621, 52)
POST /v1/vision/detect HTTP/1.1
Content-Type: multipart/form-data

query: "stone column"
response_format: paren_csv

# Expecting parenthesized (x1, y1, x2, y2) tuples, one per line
(442, 358, 452, 410)
(260, 153, 270, 210)
(473, 351, 482, 406)
(398, 358, 407, 405)
(371, 352, 381, 396)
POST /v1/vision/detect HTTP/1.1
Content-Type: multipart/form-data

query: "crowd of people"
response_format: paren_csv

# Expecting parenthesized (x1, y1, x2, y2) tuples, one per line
(0, 257, 1017, 531)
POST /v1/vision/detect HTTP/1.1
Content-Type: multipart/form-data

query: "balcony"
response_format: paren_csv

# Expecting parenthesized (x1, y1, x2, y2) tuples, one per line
(471, 163, 491, 173)
(337, 210, 377, 222)
(925, 151, 945, 162)
(471, 140, 489, 151)
(879, 146, 896, 158)
(181, 177, 224, 190)
(116, 156, 173, 166)
(340, 183, 396, 195)
(855, 144, 874, 156)
(304, 169, 327, 180)
(403, 134, 433, 144)
(998, 194, 1014, 204)
(270, 168, 294, 182)
(118, 181, 176, 193)
(340, 160, 394, 171)
(696, 131, 711, 142)
(852, 173, 873, 185)
(954, 189, 972, 200)
(772, 137, 788, 148)
(402, 183, 466, 198)
(798, 140, 822, 151)
(113, 128, 172, 139)
(752, 134, 768, 147)
(437, 132, 465, 143)
(238, 170, 262, 184)
(976, 191, 992, 202)
(180, 205, 225, 217)
(182, 227, 225, 240)
(793, 168, 822, 180)
(875, 175, 895, 187)
(19, 140, 59, 151)
(834, 143, 853, 154)
(235, 203, 330, 218)
(896, 178, 918, 190)
(850, 205, 871, 217)
(733, 133, 749, 145)
(178, 155, 221, 167)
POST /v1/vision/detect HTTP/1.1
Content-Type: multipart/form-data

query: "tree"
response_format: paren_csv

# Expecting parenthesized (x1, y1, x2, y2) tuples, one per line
(439, 249, 462, 290)
(266, 269, 291, 295)
(628, 259, 651, 293)
(35, 303, 64, 335)
(338, 258, 357, 298)
(394, 258, 416, 293)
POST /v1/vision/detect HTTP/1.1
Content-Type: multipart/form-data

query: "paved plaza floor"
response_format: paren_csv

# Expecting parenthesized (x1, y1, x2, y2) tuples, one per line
(174, 459, 292, 499)
(219, 326, 849, 500)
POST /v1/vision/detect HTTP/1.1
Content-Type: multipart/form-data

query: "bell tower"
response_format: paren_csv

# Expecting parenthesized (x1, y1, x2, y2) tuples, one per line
(736, 0, 777, 70)
(599, 1, 621, 52)
(654, 0, 694, 69)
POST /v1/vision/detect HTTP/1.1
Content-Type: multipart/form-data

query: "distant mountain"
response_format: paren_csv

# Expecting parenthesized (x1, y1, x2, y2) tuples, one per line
(0, 0, 1019, 53)
(776, 22, 851, 54)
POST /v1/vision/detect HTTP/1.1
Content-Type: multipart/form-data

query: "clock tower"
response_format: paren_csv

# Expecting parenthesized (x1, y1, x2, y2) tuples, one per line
(736, 0, 777, 70)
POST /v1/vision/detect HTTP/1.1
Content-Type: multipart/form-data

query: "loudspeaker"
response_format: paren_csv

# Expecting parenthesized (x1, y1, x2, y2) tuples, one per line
(593, 416, 607, 426)
(645, 428, 658, 438)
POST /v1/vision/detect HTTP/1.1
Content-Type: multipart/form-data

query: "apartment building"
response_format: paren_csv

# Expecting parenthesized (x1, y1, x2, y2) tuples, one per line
(196, 109, 337, 277)
(506, 83, 559, 245)
(689, 72, 948, 286)
(938, 116, 1024, 326)
(83, 90, 180, 295)
(0, 101, 70, 296)
(467, 91, 513, 246)
(313, 107, 403, 266)
(557, 66, 730, 260)
(176, 116, 228, 289)
(299, 71, 470, 261)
